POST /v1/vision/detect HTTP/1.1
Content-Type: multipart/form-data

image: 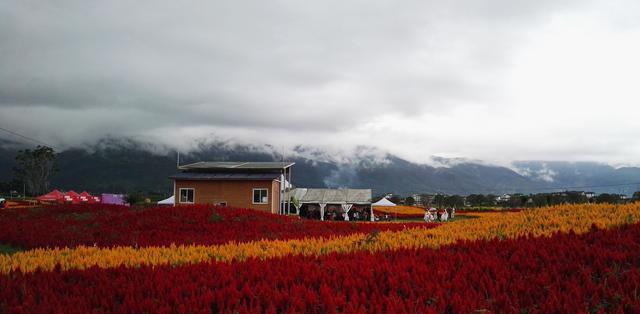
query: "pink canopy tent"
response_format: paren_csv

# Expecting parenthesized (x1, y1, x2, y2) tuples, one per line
(37, 190, 65, 203)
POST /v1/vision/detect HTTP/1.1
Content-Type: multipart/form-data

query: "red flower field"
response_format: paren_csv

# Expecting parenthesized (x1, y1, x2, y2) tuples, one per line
(0, 205, 433, 249)
(2, 223, 639, 313)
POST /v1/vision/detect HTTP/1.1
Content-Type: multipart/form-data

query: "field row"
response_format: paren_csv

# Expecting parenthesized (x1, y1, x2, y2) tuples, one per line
(2, 203, 639, 274)
(2, 222, 639, 313)
(0, 204, 429, 249)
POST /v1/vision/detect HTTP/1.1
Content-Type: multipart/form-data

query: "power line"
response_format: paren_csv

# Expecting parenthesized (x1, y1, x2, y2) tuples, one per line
(0, 126, 57, 149)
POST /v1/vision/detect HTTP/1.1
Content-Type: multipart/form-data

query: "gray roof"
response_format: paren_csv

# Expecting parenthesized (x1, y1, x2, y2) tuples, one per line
(179, 161, 295, 171)
(287, 188, 372, 204)
(169, 172, 280, 181)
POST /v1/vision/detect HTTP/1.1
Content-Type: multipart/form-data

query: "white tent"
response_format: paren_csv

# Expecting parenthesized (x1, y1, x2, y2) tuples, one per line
(157, 195, 175, 205)
(285, 188, 373, 221)
(372, 197, 396, 206)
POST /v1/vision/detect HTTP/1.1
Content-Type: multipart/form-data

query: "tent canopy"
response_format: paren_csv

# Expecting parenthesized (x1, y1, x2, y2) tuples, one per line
(372, 197, 396, 207)
(37, 190, 65, 202)
(158, 195, 175, 205)
(66, 190, 81, 198)
(286, 188, 372, 205)
(79, 191, 97, 203)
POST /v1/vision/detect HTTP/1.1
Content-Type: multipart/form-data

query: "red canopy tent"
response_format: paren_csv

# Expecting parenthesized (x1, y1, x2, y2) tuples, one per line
(36, 190, 65, 203)
(79, 191, 96, 204)
(64, 190, 81, 204)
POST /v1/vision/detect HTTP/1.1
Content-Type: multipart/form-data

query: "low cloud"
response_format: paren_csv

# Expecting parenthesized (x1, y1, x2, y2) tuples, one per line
(1, 0, 639, 165)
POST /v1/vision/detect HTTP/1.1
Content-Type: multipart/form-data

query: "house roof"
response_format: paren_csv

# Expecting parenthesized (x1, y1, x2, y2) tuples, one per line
(178, 161, 295, 171)
(287, 188, 372, 204)
(169, 172, 281, 181)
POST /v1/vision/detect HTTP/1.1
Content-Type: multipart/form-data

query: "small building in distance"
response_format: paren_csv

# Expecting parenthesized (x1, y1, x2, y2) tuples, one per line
(169, 161, 294, 214)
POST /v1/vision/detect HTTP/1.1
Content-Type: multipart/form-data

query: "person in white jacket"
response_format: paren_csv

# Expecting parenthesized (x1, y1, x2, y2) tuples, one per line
(441, 210, 448, 222)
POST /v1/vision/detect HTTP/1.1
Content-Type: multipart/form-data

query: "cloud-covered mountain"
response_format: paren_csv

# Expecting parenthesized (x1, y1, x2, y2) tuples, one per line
(1, 138, 639, 196)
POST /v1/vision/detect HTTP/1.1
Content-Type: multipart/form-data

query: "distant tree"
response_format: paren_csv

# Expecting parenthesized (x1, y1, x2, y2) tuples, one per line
(596, 193, 620, 204)
(531, 194, 548, 207)
(404, 196, 416, 206)
(633, 191, 640, 202)
(12, 146, 57, 196)
(125, 192, 144, 205)
(467, 194, 489, 207)
(566, 191, 588, 204)
(433, 194, 446, 207)
(486, 194, 497, 206)
(444, 195, 465, 208)
(0, 179, 23, 195)
(389, 195, 402, 205)
(507, 194, 526, 208)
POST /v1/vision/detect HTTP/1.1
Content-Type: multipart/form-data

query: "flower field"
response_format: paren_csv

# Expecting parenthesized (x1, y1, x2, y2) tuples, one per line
(372, 205, 426, 218)
(1, 202, 640, 312)
(0, 205, 431, 248)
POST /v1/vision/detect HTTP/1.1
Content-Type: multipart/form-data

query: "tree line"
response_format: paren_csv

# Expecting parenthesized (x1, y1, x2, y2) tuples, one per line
(379, 191, 640, 208)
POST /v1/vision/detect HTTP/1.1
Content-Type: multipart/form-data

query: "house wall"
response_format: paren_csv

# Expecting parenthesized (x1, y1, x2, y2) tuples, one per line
(174, 179, 281, 213)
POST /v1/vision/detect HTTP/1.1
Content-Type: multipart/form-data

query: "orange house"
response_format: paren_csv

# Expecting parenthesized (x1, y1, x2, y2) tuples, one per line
(169, 161, 294, 214)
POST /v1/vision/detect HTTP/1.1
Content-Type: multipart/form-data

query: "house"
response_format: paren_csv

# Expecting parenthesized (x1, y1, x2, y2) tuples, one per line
(411, 194, 422, 205)
(496, 194, 512, 202)
(169, 161, 294, 214)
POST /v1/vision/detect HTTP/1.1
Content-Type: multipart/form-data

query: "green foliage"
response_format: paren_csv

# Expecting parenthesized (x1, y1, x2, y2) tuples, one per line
(125, 192, 145, 205)
(209, 212, 224, 223)
(404, 196, 415, 206)
(596, 193, 623, 204)
(12, 145, 57, 196)
(0, 244, 21, 255)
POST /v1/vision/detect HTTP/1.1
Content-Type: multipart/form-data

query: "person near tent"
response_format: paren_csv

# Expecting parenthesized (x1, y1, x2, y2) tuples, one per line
(423, 210, 434, 222)
(451, 207, 456, 219)
(0, 198, 6, 209)
(441, 209, 449, 222)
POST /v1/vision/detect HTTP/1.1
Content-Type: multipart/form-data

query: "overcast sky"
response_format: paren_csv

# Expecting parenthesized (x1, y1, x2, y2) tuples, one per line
(1, 0, 639, 165)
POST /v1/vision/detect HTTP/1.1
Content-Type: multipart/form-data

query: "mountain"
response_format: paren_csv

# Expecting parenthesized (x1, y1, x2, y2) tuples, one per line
(1, 138, 639, 196)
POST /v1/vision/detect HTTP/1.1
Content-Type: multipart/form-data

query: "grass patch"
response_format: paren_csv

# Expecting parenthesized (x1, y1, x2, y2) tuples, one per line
(0, 244, 22, 255)
(209, 213, 224, 223)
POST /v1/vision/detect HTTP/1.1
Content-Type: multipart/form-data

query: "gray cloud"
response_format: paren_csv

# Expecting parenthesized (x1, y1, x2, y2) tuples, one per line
(1, 0, 639, 165)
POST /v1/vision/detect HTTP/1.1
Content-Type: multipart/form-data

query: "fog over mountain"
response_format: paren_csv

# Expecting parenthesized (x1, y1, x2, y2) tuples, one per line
(2, 1, 640, 166)
(1, 138, 638, 196)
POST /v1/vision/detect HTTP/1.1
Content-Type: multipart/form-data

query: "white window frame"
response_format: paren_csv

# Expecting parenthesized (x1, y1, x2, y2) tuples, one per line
(179, 188, 195, 204)
(252, 188, 269, 204)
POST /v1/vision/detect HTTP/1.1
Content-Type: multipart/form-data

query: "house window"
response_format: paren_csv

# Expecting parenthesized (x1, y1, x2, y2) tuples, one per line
(179, 188, 194, 204)
(253, 188, 268, 204)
